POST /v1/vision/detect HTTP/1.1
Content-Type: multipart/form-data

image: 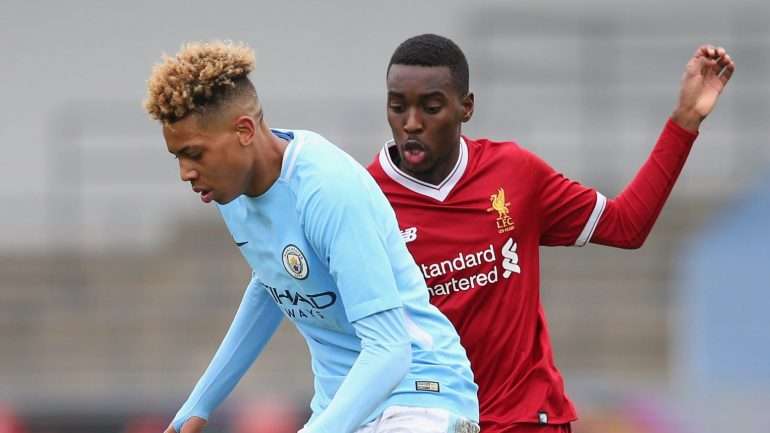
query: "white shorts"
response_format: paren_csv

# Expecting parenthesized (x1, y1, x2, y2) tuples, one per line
(355, 406, 480, 433)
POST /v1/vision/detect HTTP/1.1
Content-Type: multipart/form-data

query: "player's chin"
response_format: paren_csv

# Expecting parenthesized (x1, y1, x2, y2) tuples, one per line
(213, 190, 239, 205)
(400, 158, 434, 176)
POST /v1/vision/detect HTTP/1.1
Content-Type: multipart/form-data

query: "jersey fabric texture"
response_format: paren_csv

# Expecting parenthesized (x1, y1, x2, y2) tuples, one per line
(172, 129, 478, 433)
(367, 119, 697, 432)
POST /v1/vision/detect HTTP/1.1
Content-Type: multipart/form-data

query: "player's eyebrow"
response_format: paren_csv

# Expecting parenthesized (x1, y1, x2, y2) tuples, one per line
(169, 145, 187, 157)
(419, 91, 446, 100)
(170, 144, 200, 157)
(387, 90, 446, 99)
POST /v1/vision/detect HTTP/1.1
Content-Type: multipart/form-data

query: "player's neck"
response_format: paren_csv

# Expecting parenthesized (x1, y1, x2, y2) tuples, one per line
(393, 144, 461, 187)
(245, 124, 288, 197)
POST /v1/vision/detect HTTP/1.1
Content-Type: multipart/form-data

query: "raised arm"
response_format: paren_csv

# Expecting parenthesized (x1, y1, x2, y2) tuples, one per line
(591, 45, 735, 248)
(538, 45, 735, 248)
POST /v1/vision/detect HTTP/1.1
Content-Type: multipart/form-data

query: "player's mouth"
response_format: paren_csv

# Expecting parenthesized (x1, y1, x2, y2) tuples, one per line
(193, 186, 214, 204)
(402, 139, 428, 167)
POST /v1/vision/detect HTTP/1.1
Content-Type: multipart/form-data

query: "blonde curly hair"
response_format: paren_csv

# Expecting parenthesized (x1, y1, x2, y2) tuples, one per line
(144, 40, 256, 123)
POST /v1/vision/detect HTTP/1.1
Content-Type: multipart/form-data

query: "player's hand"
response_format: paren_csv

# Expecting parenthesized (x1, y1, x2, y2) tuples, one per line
(672, 44, 735, 132)
(163, 417, 207, 433)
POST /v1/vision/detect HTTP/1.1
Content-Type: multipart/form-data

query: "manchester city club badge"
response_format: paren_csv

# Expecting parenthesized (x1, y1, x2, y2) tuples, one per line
(282, 244, 309, 280)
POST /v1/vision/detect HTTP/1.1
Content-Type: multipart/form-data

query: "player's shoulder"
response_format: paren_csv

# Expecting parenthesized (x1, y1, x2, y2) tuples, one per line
(463, 136, 526, 157)
(282, 129, 358, 179)
(282, 129, 336, 163)
(282, 129, 374, 202)
(464, 135, 534, 164)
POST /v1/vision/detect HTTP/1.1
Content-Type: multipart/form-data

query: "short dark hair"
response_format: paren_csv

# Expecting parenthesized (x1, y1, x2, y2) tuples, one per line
(387, 34, 469, 96)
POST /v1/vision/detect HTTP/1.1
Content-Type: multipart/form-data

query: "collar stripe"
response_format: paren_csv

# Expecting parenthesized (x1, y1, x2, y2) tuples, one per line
(378, 138, 468, 202)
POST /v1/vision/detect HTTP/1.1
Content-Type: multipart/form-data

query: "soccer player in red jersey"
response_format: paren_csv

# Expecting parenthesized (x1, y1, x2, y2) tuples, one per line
(367, 34, 734, 433)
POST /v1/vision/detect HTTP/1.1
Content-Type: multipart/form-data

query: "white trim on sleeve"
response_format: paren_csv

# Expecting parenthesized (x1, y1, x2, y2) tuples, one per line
(574, 191, 607, 247)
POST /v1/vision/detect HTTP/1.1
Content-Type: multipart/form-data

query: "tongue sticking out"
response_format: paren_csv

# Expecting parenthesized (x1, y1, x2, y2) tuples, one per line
(404, 149, 427, 166)
(201, 191, 214, 203)
(403, 142, 427, 166)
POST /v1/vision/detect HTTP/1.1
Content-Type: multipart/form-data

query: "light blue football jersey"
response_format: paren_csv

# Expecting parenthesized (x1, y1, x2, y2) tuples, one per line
(217, 129, 478, 423)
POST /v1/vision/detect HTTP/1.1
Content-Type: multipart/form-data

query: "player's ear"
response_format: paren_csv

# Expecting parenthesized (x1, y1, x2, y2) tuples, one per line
(461, 92, 474, 123)
(234, 115, 257, 146)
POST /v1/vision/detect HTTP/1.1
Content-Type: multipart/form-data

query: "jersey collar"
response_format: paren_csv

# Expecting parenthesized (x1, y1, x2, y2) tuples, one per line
(378, 137, 468, 202)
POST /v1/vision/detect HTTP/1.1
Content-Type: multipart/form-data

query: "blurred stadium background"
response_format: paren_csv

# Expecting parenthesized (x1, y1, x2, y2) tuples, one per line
(1, 1, 768, 433)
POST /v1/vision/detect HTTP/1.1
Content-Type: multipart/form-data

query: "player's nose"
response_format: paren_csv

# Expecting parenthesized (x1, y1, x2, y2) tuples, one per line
(179, 160, 198, 182)
(403, 108, 423, 133)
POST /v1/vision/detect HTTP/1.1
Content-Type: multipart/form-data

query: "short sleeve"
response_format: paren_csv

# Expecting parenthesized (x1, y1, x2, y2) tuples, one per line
(299, 169, 403, 322)
(529, 150, 606, 246)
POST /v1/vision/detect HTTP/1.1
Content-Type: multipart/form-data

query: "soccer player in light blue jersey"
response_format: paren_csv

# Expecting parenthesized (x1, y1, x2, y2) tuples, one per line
(143, 41, 479, 433)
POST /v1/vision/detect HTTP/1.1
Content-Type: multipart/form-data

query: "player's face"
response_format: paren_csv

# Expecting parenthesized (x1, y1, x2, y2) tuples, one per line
(163, 115, 252, 205)
(386, 64, 473, 184)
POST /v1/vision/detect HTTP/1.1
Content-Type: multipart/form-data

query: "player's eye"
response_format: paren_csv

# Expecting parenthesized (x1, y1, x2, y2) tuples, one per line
(174, 150, 202, 161)
(389, 103, 405, 113)
(424, 105, 442, 114)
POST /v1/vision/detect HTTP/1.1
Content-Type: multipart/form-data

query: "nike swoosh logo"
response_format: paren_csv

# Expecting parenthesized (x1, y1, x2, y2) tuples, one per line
(236, 241, 249, 247)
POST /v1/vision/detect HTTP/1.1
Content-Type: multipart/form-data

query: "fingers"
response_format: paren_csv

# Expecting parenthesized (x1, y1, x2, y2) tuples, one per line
(180, 417, 207, 433)
(163, 425, 177, 433)
(695, 44, 728, 61)
(695, 44, 714, 58)
(716, 52, 732, 68)
(710, 47, 736, 86)
(719, 59, 736, 86)
(693, 44, 736, 81)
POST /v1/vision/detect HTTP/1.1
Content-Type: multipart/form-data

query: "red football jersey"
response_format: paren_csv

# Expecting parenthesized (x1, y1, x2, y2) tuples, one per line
(367, 120, 697, 432)
(368, 136, 603, 430)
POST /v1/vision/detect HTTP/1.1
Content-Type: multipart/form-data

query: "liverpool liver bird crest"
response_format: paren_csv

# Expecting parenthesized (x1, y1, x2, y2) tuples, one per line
(487, 188, 510, 218)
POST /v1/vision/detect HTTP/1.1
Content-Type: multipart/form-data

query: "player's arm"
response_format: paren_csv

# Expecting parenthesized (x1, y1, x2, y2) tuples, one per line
(538, 45, 735, 248)
(590, 45, 735, 248)
(165, 273, 284, 433)
(301, 308, 412, 433)
(299, 169, 411, 433)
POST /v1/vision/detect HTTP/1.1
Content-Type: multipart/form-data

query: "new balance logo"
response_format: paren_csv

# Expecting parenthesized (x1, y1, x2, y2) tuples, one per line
(401, 227, 418, 243)
(501, 237, 520, 278)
